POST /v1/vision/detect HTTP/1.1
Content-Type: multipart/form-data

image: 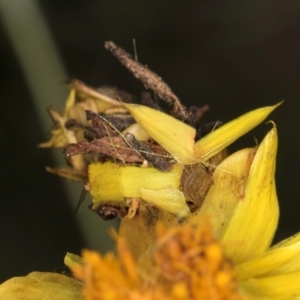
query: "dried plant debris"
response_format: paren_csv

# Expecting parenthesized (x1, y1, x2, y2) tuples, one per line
(105, 41, 190, 122)
(95, 113, 136, 132)
(89, 203, 128, 220)
(140, 90, 161, 110)
(85, 110, 121, 138)
(42, 40, 223, 220)
(64, 136, 170, 165)
(196, 120, 223, 140)
(68, 79, 132, 109)
(180, 164, 213, 210)
(124, 133, 173, 171)
(65, 137, 144, 163)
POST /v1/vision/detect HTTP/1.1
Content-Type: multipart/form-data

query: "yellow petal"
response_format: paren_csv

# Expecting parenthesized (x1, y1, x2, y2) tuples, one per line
(264, 232, 300, 275)
(273, 231, 300, 249)
(0, 272, 83, 300)
(241, 271, 300, 299)
(189, 147, 256, 238)
(221, 126, 279, 263)
(236, 241, 300, 279)
(140, 187, 190, 219)
(194, 102, 281, 162)
(124, 103, 196, 164)
(89, 162, 183, 208)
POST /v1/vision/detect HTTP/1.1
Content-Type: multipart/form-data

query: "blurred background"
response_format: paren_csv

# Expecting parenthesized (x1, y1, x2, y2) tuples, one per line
(1, 0, 300, 282)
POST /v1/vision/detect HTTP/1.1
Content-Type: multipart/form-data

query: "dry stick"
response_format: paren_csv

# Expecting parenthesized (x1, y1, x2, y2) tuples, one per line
(125, 132, 172, 171)
(104, 41, 189, 122)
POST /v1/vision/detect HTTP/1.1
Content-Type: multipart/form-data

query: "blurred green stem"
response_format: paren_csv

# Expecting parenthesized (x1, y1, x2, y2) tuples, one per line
(0, 0, 115, 252)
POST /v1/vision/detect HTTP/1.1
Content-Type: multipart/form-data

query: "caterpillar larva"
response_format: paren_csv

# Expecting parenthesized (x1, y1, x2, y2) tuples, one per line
(180, 149, 228, 211)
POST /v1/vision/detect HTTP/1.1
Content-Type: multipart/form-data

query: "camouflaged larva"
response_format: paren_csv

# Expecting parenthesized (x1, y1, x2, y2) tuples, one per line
(180, 149, 228, 209)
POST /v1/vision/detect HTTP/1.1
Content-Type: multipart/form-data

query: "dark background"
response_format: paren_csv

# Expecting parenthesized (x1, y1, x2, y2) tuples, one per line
(1, 0, 300, 282)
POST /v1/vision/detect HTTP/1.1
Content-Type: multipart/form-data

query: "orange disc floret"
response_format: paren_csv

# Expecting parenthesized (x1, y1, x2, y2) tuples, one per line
(73, 221, 248, 300)
(153, 221, 245, 300)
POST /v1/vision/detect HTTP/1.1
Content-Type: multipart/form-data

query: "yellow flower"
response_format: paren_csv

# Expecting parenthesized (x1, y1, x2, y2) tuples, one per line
(70, 123, 300, 300)
(38, 75, 295, 299)
(6, 92, 295, 300)
(72, 221, 247, 300)
(8, 38, 295, 299)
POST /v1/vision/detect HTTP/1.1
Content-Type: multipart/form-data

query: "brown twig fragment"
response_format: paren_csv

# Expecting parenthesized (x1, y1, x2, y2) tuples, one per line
(104, 41, 189, 121)
(64, 136, 169, 166)
(85, 110, 119, 138)
(97, 113, 135, 132)
(125, 133, 173, 171)
(64, 137, 144, 163)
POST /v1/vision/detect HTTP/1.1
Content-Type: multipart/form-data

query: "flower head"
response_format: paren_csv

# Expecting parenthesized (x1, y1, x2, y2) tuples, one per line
(69, 120, 300, 299)
(72, 221, 246, 300)
(34, 41, 300, 299)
